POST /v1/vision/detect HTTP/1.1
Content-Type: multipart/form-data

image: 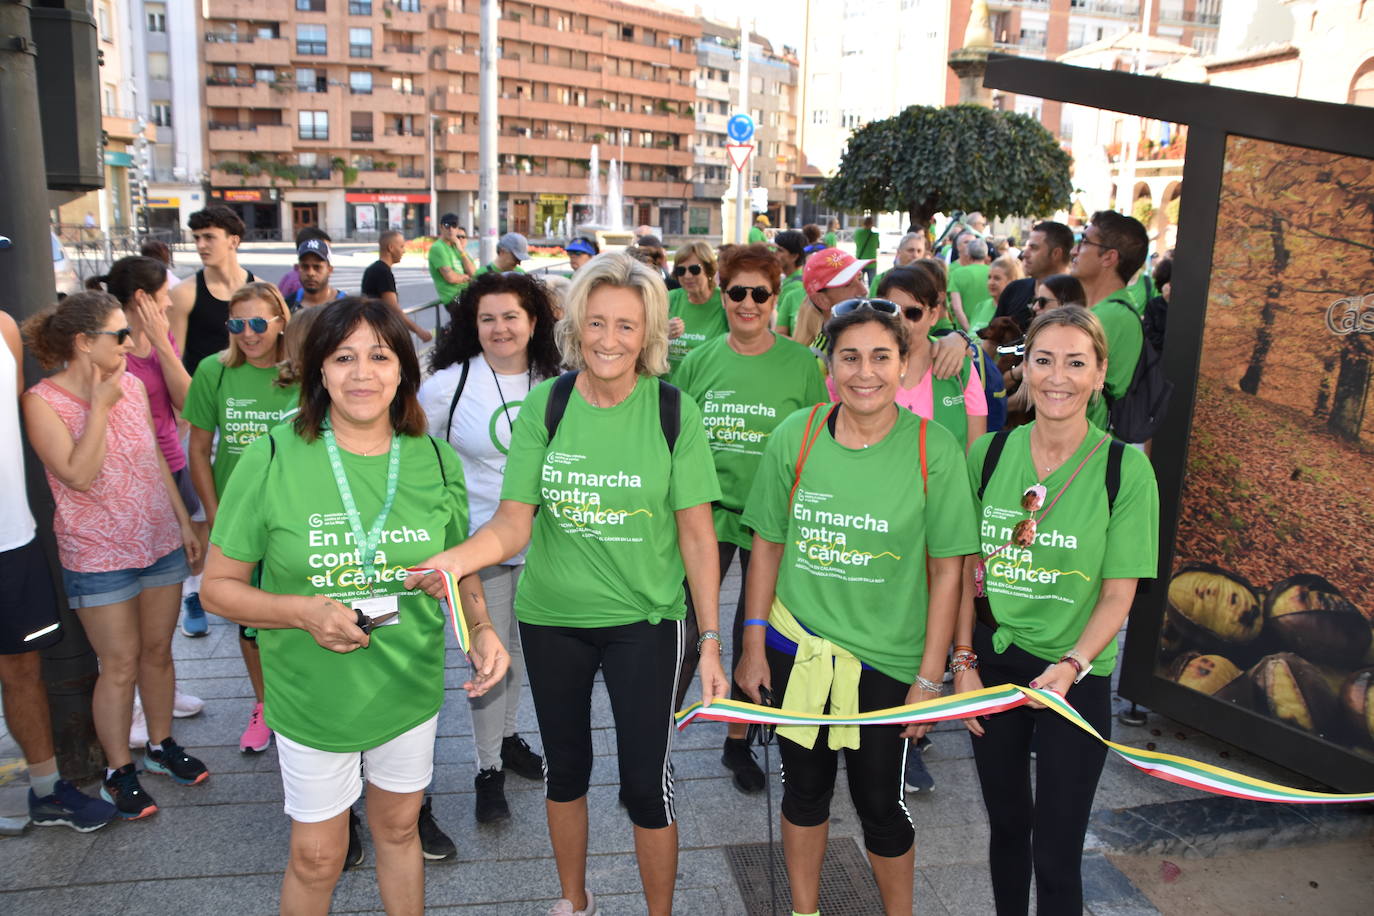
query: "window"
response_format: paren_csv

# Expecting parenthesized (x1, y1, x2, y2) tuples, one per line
(349, 28, 373, 58)
(256, 24, 280, 39)
(148, 52, 169, 81)
(349, 71, 373, 94)
(296, 68, 321, 92)
(103, 85, 115, 115)
(146, 3, 166, 32)
(348, 0, 373, 13)
(298, 110, 329, 140)
(98, 4, 112, 42)
(298, 152, 318, 167)
(391, 75, 416, 93)
(351, 111, 373, 142)
(296, 0, 326, 10)
(296, 24, 327, 55)
(151, 102, 171, 127)
(397, 0, 421, 10)
(254, 67, 276, 84)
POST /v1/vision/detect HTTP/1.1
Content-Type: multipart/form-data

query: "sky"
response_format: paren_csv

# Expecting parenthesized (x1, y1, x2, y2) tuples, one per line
(674, 0, 806, 55)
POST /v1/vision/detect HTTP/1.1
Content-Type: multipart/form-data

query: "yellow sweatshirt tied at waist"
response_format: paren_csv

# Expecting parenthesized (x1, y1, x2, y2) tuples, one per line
(767, 596, 863, 751)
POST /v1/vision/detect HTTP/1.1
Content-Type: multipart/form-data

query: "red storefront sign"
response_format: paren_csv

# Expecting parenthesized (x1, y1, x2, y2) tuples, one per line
(345, 193, 430, 204)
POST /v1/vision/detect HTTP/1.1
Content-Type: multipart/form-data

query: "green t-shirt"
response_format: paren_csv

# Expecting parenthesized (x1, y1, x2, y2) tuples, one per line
(775, 283, 806, 334)
(853, 227, 879, 260)
(183, 355, 300, 497)
(948, 263, 990, 330)
(477, 261, 524, 278)
(742, 407, 979, 682)
(967, 296, 997, 332)
(748, 226, 768, 244)
(500, 375, 721, 628)
(212, 429, 469, 751)
(966, 423, 1159, 673)
(1089, 292, 1144, 431)
(671, 334, 829, 548)
(1125, 273, 1153, 316)
(823, 231, 837, 248)
(428, 238, 465, 304)
(666, 287, 728, 373)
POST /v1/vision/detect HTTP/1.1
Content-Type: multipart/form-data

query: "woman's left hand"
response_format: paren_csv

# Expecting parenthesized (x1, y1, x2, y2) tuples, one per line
(1026, 662, 1074, 709)
(462, 625, 510, 698)
(667, 317, 685, 339)
(180, 521, 203, 567)
(899, 682, 943, 740)
(697, 648, 729, 708)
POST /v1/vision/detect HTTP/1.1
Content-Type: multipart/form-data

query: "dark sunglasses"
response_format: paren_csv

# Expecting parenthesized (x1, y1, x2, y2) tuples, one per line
(725, 285, 772, 304)
(673, 263, 703, 277)
(831, 298, 901, 319)
(1031, 295, 1057, 310)
(226, 316, 281, 334)
(93, 327, 133, 345)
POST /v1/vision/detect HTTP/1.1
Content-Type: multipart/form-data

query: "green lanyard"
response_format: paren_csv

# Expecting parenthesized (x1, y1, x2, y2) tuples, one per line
(322, 425, 402, 592)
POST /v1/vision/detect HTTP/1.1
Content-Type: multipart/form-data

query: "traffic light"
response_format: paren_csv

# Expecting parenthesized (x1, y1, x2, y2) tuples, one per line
(30, 1, 105, 190)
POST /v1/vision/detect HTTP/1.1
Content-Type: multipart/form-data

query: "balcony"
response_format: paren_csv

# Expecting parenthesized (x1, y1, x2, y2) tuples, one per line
(203, 0, 280, 21)
(355, 168, 426, 189)
(1069, 0, 1140, 17)
(351, 129, 375, 142)
(207, 123, 292, 153)
(434, 47, 478, 74)
(204, 78, 281, 109)
(384, 1, 427, 32)
(372, 86, 427, 115)
(382, 130, 425, 155)
(379, 44, 426, 74)
(203, 35, 291, 68)
(429, 6, 477, 33)
(436, 131, 475, 153)
(432, 89, 477, 114)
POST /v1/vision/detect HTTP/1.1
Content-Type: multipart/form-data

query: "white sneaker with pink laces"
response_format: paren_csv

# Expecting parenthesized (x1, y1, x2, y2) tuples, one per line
(240, 701, 272, 753)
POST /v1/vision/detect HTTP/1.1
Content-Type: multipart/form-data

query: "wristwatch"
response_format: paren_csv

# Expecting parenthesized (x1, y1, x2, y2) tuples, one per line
(1059, 650, 1093, 683)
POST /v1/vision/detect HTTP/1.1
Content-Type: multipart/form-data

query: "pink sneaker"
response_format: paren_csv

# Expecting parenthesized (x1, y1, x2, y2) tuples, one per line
(239, 702, 272, 753)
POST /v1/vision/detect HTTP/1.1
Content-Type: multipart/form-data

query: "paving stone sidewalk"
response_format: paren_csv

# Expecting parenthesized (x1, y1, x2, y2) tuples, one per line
(1, 569, 1364, 914)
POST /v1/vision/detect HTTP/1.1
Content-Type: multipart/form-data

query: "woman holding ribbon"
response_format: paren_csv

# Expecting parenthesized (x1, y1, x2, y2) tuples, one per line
(735, 301, 979, 915)
(954, 305, 1158, 915)
(418, 271, 561, 824)
(201, 297, 508, 916)
(409, 252, 728, 916)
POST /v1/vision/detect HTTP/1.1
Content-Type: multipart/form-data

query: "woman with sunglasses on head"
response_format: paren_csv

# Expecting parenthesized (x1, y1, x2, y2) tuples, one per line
(670, 243, 827, 794)
(954, 306, 1158, 916)
(735, 302, 979, 916)
(418, 271, 562, 826)
(183, 281, 297, 755)
(21, 291, 206, 820)
(665, 240, 727, 373)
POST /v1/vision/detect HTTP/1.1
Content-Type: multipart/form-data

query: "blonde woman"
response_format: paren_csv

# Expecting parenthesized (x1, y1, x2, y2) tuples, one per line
(183, 281, 296, 754)
(666, 240, 726, 373)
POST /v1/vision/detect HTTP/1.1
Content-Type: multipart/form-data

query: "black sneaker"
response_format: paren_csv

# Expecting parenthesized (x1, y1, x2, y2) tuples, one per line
(500, 733, 544, 781)
(474, 768, 510, 823)
(29, 779, 117, 832)
(418, 795, 457, 861)
(343, 808, 364, 871)
(143, 738, 209, 785)
(721, 737, 766, 794)
(100, 763, 158, 820)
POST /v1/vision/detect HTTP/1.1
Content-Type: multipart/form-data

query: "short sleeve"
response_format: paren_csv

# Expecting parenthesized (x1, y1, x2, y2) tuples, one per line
(379, 266, 397, 295)
(435, 438, 470, 549)
(210, 432, 271, 563)
(417, 367, 459, 441)
(667, 391, 722, 511)
(741, 411, 804, 544)
(922, 421, 980, 558)
(965, 432, 995, 496)
(182, 357, 220, 433)
(498, 380, 552, 506)
(963, 361, 988, 416)
(1099, 300, 1143, 400)
(1100, 446, 1160, 579)
(803, 357, 829, 405)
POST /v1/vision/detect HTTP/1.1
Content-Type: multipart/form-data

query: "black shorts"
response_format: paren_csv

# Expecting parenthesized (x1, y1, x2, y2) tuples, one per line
(0, 538, 62, 654)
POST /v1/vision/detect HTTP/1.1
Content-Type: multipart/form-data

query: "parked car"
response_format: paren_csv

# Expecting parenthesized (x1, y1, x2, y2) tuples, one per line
(52, 232, 80, 298)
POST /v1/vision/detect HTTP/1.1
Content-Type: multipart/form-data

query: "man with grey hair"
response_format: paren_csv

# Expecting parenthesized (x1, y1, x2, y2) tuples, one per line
(947, 236, 990, 332)
(868, 230, 928, 296)
(966, 211, 988, 235)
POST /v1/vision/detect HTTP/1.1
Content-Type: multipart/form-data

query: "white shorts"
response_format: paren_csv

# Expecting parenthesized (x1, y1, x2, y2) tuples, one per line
(275, 715, 438, 823)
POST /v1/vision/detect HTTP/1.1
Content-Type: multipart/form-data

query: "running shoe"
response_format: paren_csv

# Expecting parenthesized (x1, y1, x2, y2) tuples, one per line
(474, 768, 510, 823)
(129, 697, 149, 749)
(903, 746, 935, 794)
(547, 890, 598, 916)
(721, 737, 766, 793)
(29, 779, 117, 832)
(343, 808, 364, 871)
(500, 733, 544, 780)
(173, 685, 205, 718)
(418, 795, 456, 861)
(240, 701, 272, 753)
(101, 763, 158, 820)
(143, 737, 209, 786)
(180, 592, 208, 638)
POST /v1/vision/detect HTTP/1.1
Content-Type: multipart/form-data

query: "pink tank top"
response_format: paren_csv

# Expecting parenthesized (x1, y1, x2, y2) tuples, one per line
(29, 374, 182, 573)
(125, 333, 186, 471)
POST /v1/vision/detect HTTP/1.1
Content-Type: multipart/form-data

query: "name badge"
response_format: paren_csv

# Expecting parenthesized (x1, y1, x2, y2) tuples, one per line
(354, 594, 401, 627)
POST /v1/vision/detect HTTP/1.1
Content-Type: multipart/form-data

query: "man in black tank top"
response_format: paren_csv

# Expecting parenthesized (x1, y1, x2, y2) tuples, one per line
(171, 206, 255, 371)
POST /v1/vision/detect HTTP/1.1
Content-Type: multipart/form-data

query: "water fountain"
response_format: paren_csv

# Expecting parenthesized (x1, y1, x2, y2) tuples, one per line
(574, 143, 634, 249)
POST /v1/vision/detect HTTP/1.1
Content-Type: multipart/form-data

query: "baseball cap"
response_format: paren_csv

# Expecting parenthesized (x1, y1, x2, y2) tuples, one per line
(565, 238, 597, 258)
(498, 232, 529, 261)
(439, 212, 461, 227)
(803, 247, 872, 295)
(297, 238, 331, 263)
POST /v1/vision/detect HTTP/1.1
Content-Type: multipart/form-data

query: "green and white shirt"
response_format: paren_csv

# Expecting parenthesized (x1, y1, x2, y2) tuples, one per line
(183, 355, 300, 497)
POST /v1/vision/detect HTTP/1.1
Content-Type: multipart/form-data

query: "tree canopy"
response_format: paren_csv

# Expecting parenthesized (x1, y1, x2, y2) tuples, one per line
(821, 104, 1073, 231)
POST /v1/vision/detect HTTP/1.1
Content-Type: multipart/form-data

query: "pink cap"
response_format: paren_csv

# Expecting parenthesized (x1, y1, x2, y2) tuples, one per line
(803, 247, 873, 295)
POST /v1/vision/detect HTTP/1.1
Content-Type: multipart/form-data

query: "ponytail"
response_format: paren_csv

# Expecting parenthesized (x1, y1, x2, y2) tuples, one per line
(21, 291, 121, 369)
(102, 256, 167, 306)
(85, 274, 109, 291)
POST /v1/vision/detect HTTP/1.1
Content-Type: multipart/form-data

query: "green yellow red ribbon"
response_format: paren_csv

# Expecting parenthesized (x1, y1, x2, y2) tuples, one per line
(675, 685, 1374, 804)
(405, 567, 470, 653)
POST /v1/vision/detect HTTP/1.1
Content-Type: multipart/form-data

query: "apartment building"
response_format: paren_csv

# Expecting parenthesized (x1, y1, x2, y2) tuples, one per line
(200, 0, 431, 240)
(429, 0, 699, 236)
(691, 21, 800, 238)
(137, 0, 209, 236)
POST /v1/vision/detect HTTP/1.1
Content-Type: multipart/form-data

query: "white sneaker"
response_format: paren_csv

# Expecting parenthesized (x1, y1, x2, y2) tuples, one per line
(547, 891, 597, 916)
(128, 698, 149, 749)
(173, 686, 205, 718)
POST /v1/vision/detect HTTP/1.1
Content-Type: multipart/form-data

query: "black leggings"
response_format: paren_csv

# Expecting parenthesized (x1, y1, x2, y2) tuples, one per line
(969, 623, 1111, 916)
(768, 645, 915, 858)
(519, 618, 684, 829)
(678, 541, 751, 711)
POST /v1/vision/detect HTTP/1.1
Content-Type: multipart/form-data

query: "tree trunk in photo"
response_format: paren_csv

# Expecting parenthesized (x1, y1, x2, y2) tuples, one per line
(1328, 339, 1371, 441)
(1239, 215, 1290, 395)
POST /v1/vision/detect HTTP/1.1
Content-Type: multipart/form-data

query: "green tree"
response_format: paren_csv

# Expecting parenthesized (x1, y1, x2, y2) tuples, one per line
(821, 104, 1073, 231)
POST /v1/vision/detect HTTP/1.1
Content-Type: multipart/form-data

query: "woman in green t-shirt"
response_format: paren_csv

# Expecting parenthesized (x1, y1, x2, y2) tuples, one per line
(202, 298, 508, 914)
(953, 305, 1159, 915)
(736, 303, 979, 916)
(671, 243, 828, 795)
(409, 253, 728, 916)
(665, 240, 727, 372)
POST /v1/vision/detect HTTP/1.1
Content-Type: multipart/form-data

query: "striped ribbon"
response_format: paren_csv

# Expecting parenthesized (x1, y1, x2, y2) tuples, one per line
(675, 684, 1374, 804)
(405, 567, 470, 653)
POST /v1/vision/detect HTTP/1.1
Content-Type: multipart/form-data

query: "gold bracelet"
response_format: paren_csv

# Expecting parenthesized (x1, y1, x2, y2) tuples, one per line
(469, 621, 493, 637)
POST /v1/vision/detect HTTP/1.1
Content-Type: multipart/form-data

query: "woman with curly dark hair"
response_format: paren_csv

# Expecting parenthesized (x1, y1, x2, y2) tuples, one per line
(417, 270, 560, 823)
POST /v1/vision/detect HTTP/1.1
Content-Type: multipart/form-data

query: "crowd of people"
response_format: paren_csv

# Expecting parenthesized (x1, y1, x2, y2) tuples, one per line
(0, 204, 1162, 916)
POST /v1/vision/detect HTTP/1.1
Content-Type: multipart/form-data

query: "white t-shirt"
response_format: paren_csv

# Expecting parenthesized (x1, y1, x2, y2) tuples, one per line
(0, 334, 36, 552)
(418, 353, 535, 565)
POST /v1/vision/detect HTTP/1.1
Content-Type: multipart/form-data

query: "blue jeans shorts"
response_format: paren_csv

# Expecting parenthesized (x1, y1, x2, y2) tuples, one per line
(61, 547, 190, 609)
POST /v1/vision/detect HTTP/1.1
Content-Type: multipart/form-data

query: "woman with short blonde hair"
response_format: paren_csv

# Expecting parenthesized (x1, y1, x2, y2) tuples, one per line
(665, 240, 725, 372)
(222, 282, 290, 369)
(556, 252, 671, 378)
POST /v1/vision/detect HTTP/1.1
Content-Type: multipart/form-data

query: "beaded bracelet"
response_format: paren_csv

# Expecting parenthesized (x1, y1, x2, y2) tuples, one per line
(950, 657, 979, 673)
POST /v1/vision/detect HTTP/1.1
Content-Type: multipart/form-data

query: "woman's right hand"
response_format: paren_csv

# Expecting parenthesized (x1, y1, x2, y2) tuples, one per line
(404, 556, 464, 600)
(667, 317, 685, 339)
(952, 667, 986, 737)
(304, 596, 368, 653)
(733, 647, 771, 704)
(91, 359, 125, 410)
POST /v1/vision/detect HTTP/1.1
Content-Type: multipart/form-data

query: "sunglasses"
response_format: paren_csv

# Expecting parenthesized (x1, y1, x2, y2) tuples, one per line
(725, 285, 772, 304)
(673, 263, 703, 277)
(830, 298, 901, 319)
(226, 316, 282, 335)
(93, 327, 133, 345)
(1031, 296, 1057, 310)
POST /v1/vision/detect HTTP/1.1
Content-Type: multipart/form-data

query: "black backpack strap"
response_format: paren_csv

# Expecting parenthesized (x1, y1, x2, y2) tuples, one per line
(657, 379, 681, 453)
(544, 370, 579, 443)
(428, 435, 449, 487)
(445, 358, 471, 441)
(977, 428, 1013, 501)
(1106, 438, 1124, 515)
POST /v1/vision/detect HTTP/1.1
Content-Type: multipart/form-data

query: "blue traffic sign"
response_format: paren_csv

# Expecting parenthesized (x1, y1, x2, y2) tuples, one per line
(727, 114, 755, 143)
